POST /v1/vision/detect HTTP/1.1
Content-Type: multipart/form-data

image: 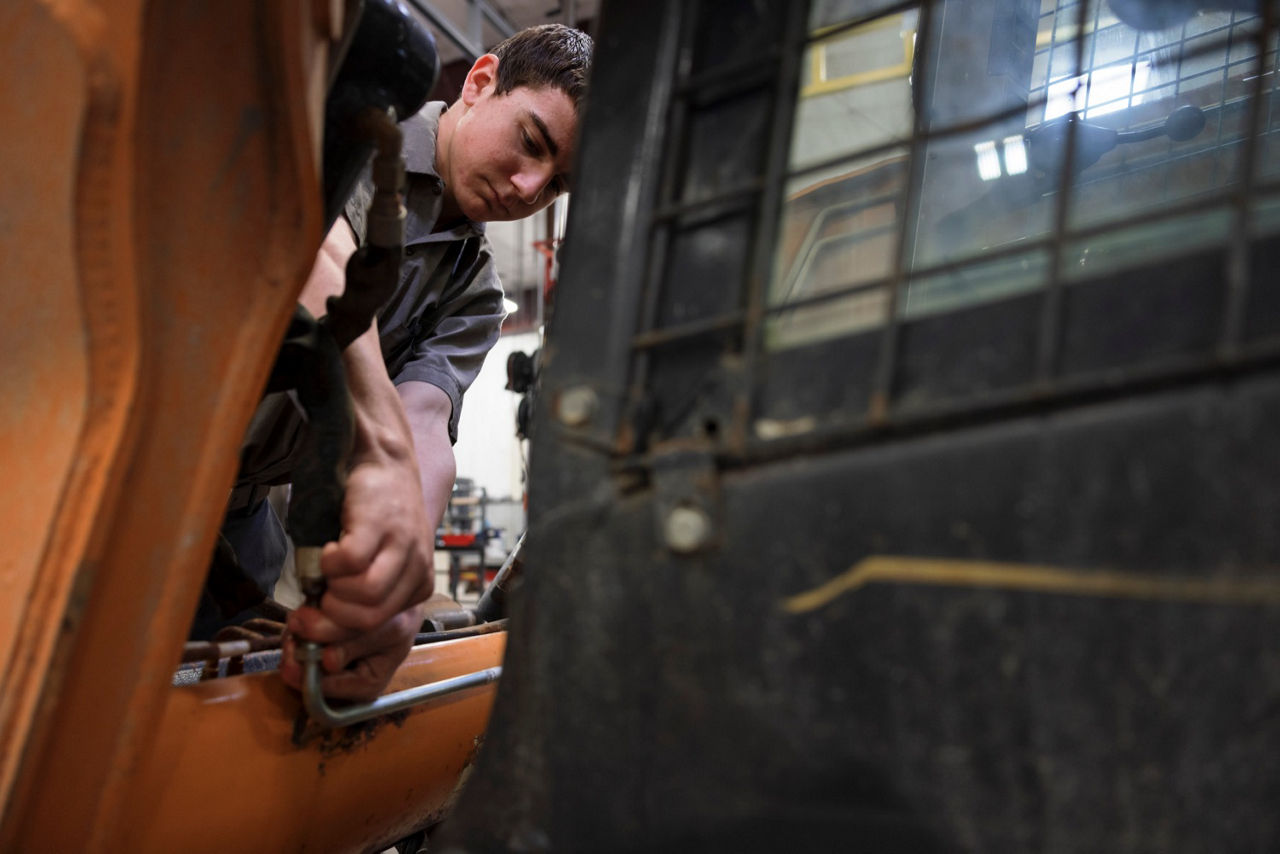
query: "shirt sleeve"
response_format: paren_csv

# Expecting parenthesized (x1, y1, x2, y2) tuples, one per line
(391, 235, 506, 444)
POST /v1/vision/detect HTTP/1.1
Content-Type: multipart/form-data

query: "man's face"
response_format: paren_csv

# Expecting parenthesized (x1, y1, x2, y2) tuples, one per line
(445, 81, 579, 224)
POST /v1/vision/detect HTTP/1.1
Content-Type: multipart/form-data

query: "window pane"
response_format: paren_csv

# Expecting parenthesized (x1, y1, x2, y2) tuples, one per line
(766, 162, 905, 351)
(810, 0, 913, 31)
(1062, 13, 1263, 232)
(789, 12, 916, 172)
(1059, 207, 1231, 283)
(681, 90, 771, 206)
(691, 0, 785, 76)
(1252, 35, 1279, 181)
(766, 7, 916, 352)
(1257, 194, 1280, 237)
(913, 0, 1271, 282)
(763, 0, 1276, 362)
(906, 251, 1048, 319)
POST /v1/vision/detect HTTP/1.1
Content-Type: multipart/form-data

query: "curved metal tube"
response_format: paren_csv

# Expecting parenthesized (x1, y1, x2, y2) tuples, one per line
(300, 642, 502, 728)
(472, 530, 525, 624)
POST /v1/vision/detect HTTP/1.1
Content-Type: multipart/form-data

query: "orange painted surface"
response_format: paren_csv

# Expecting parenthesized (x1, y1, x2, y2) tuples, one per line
(121, 634, 506, 853)
(0, 0, 143, 818)
(0, 0, 89, 679)
(0, 2, 495, 851)
(0, 0, 327, 840)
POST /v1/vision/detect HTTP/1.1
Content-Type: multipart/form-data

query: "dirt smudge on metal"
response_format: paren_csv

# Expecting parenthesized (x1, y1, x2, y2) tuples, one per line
(314, 709, 412, 758)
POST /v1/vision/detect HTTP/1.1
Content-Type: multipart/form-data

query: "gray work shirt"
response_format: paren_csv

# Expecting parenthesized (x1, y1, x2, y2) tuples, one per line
(235, 102, 505, 492)
(344, 100, 506, 443)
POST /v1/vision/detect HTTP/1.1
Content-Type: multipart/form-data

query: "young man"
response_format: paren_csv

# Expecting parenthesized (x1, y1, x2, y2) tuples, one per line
(250, 23, 592, 700)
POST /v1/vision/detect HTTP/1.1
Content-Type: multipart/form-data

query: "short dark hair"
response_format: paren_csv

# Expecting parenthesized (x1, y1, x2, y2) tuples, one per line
(491, 24, 593, 111)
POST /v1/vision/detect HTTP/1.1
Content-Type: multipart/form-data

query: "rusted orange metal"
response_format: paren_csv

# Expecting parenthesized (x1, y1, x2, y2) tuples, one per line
(122, 634, 506, 853)
(0, 1, 501, 851)
(0, 0, 144, 819)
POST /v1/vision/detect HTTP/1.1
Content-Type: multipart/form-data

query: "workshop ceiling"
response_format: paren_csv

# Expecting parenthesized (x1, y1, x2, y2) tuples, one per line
(413, 0, 600, 65)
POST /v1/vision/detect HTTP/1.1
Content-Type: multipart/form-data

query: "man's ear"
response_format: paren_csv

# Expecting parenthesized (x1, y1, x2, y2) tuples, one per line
(460, 53, 500, 107)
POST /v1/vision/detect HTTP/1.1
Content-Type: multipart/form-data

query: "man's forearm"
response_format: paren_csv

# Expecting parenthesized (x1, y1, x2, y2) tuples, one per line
(299, 221, 418, 475)
(344, 333, 417, 470)
(396, 381, 457, 531)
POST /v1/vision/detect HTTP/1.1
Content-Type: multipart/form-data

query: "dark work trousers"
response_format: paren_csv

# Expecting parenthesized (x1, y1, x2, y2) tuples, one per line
(188, 497, 290, 640)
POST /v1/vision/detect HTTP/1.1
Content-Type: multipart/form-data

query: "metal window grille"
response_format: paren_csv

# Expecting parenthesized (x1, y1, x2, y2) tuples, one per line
(618, 0, 1280, 465)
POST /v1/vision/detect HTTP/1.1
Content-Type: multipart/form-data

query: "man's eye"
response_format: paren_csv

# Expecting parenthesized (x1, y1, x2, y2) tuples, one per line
(521, 129, 538, 155)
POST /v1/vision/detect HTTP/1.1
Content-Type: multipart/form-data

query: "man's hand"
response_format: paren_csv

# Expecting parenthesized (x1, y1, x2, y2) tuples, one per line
(283, 447, 433, 701)
(281, 601, 424, 700)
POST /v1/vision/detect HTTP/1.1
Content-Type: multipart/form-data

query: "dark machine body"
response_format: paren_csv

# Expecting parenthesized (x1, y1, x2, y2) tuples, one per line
(444, 0, 1280, 850)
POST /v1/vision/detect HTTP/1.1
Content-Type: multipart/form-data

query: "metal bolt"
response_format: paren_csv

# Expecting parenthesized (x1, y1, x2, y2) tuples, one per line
(295, 546, 323, 584)
(557, 385, 597, 427)
(664, 505, 712, 554)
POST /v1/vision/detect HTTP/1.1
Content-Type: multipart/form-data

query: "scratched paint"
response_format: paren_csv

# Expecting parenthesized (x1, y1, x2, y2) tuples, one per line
(781, 555, 1280, 614)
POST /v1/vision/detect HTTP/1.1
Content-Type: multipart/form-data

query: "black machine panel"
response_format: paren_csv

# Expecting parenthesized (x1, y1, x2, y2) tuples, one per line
(446, 1, 1280, 850)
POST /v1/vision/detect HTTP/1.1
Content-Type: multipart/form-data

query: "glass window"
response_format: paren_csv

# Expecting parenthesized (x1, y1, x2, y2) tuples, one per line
(766, 9, 917, 351)
(1024, 6, 1266, 235)
(765, 0, 1275, 355)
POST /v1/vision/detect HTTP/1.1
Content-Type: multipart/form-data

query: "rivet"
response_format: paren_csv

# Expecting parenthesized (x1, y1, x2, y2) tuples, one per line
(664, 505, 712, 554)
(557, 385, 597, 427)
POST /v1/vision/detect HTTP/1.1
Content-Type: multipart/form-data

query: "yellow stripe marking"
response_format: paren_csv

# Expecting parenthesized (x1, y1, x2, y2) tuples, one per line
(780, 556, 1280, 615)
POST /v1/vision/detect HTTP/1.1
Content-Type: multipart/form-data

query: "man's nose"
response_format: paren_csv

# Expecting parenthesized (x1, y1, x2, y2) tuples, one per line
(512, 164, 551, 205)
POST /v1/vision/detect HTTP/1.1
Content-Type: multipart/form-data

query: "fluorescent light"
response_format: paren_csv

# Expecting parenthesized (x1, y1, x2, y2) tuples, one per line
(974, 140, 1002, 181)
(1002, 135, 1028, 175)
(1087, 60, 1151, 117)
(1044, 60, 1153, 121)
(503, 297, 519, 314)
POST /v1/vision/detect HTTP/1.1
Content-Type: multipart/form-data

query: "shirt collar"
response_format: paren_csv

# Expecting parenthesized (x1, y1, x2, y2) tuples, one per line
(402, 101, 486, 241)
(402, 101, 444, 177)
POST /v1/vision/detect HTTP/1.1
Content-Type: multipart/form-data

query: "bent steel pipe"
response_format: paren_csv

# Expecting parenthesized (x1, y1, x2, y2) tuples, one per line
(299, 642, 501, 728)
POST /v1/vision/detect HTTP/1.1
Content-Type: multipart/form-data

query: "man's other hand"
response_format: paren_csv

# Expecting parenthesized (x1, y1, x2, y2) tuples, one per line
(281, 601, 424, 700)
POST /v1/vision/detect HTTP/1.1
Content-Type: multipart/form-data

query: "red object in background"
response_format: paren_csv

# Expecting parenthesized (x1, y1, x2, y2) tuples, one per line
(532, 238, 560, 299)
(441, 533, 478, 547)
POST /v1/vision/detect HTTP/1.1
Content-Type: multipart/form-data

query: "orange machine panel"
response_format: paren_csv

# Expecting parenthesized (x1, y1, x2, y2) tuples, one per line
(0, 2, 497, 851)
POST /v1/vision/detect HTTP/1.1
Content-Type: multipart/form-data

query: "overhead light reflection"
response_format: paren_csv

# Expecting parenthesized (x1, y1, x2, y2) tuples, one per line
(1002, 135, 1028, 175)
(974, 140, 1001, 181)
(503, 297, 519, 314)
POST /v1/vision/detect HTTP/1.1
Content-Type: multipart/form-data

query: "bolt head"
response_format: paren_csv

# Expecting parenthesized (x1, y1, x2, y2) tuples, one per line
(557, 385, 597, 427)
(664, 505, 712, 554)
